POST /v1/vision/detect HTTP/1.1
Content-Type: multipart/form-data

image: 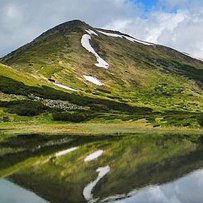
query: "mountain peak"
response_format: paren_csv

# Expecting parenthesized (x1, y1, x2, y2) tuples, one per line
(49, 19, 91, 33)
(56, 20, 89, 28)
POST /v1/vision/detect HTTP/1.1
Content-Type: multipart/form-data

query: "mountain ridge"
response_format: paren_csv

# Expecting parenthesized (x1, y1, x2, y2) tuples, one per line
(1, 20, 203, 63)
(0, 19, 203, 127)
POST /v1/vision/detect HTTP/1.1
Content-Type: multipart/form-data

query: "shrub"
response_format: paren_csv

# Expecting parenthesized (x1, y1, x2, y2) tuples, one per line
(52, 112, 90, 122)
(2, 116, 10, 122)
(2, 100, 48, 116)
(0, 76, 152, 114)
(198, 115, 203, 127)
(0, 76, 28, 96)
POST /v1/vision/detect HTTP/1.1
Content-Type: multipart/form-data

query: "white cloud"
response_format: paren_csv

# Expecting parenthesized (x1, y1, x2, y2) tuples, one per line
(0, 0, 141, 57)
(0, 0, 203, 59)
(159, 0, 188, 7)
(113, 168, 203, 203)
(106, 5, 203, 59)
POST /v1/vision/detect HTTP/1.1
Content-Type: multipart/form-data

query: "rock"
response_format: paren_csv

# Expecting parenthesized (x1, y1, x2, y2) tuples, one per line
(2, 116, 10, 122)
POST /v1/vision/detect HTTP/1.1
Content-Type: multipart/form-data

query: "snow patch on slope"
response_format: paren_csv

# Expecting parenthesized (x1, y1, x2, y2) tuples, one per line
(84, 150, 104, 162)
(81, 34, 109, 69)
(97, 30, 123, 38)
(86, 29, 98, 36)
(83, 166, 110, 201)
(54, 83, 78, 92)
(55, 147, 78, 157)
(83, 75, 103, 86)
(124, 36, 152, 46)
(97, 30, 152, 46)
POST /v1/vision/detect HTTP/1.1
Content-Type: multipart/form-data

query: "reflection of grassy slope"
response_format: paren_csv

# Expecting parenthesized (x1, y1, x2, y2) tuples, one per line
(1, 132, 202, 202)
(95, 134, 203, 198)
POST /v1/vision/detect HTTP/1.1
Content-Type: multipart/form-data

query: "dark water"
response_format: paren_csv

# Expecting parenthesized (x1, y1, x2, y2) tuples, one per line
(0, 179, 47, 203)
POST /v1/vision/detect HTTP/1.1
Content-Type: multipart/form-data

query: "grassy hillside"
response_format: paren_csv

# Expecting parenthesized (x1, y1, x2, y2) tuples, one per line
(0, 20, 203, 128)
(0, 20, 203, 202)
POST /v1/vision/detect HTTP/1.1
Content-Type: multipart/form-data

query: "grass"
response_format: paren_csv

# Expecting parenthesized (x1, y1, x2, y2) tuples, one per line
(0, 63, 45, 86)
(0, 75, 202, 130)
(0, 20, 203, 201)
(0, 21, 203, 113)
(0, 121, 202, 137)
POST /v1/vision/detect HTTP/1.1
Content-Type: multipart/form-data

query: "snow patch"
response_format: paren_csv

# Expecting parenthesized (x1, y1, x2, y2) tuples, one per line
(55, 147, 78, 157)
(100, 194, 126, 202)
(124, 36, 152, 46)
(86, 29, 98, 36)
(97, 30, 152, 46)
(81, 34, 109, 69)
(83, 75, 103, 86)
(54, 83, 78, 92)
(83, 165, 110, 201)
(84, 150, 104, 162)
(97, 30, 123, 38)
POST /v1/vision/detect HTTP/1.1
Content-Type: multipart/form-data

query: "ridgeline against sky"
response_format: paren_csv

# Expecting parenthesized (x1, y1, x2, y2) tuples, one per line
(0, 0, 203, 59)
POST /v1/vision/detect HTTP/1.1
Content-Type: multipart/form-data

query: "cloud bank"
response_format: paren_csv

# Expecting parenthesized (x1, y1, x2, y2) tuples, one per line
(107, 7, 203, 59)
(0, 0, 203, 59)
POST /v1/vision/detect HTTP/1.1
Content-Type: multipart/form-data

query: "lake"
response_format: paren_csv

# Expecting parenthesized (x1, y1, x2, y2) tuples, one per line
(2, 168, 203, 203)
(1, 133, 203, 202)
(107, 168, 203, 203)
(0, 179, 47, 203)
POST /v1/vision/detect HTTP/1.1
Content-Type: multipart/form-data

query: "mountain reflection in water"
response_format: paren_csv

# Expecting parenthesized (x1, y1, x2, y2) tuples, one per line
(2, 133, 203, 203)
(110, 168, 203, 203)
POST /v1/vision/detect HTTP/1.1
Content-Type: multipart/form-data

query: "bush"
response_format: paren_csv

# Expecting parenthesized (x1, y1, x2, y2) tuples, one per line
(198, 115, 203, 127)
(0, 76, 152, 114)
(1, 100, 48, 116)
(0, 76, 28, 96)
(52, 112, 90, 122)
(2, 116, 10, 122)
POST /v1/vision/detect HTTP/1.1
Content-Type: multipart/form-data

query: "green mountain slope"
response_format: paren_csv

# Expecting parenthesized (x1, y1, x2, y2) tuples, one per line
(0, 20, 203, 127)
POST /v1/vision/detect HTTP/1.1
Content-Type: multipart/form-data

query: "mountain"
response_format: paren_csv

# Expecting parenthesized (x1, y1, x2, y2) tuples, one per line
(0, 20, 203, 127)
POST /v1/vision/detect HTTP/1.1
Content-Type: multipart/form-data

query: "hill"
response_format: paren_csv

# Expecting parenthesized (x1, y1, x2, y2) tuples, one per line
(0, 20, 203, 128)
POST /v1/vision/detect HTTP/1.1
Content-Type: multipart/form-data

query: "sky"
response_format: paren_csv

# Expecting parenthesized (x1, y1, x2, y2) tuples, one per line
(0, 0, 203, 59)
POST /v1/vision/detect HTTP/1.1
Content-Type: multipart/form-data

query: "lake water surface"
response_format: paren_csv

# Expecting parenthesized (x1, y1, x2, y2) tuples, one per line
(2, 168, 203, 203)
(0, 179, 47, 203)
(1, 133, 203, 202)
(108, 168, 203, 203)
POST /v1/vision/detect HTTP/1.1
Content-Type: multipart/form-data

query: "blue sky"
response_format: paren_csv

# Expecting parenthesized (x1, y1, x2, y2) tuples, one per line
(131, 0, 158, 9)
(130, 0, 180, 13)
